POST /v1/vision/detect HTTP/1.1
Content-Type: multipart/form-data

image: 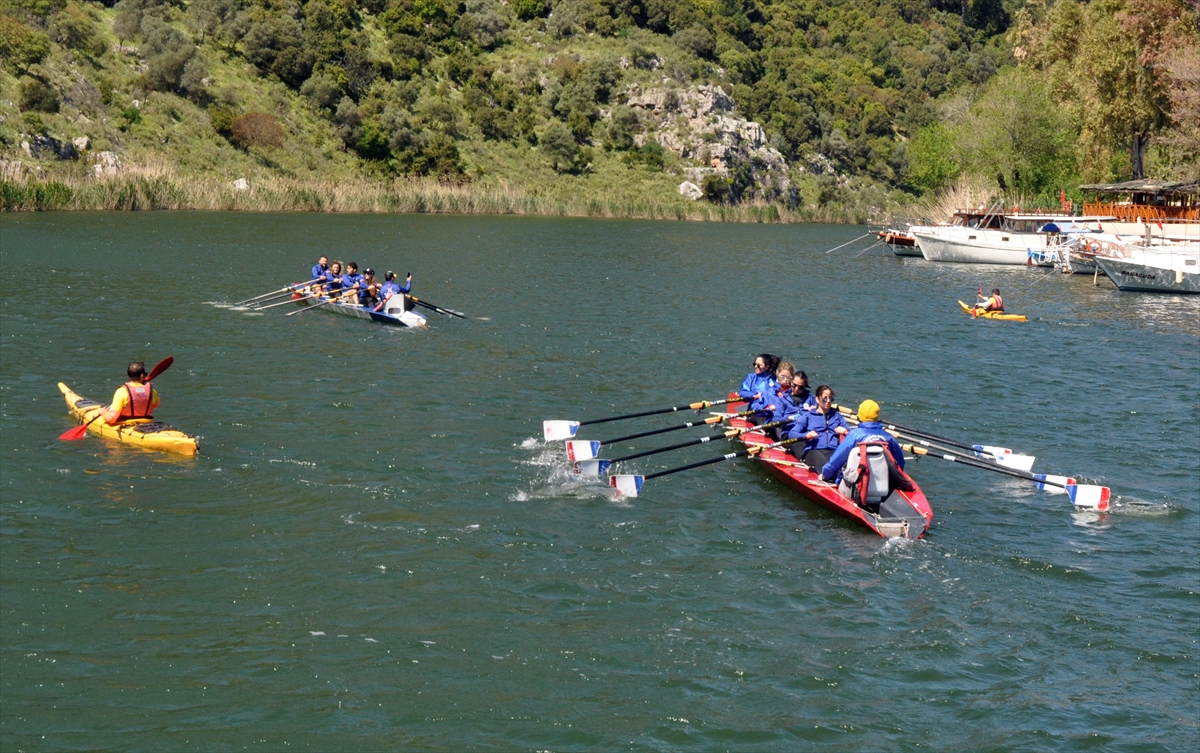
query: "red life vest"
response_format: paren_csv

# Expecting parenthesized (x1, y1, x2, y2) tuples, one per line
(991, 294, 1004, 311)
(122, 381, 154, 419)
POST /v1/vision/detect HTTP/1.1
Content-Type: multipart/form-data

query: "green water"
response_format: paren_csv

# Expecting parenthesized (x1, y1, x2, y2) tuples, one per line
(2, 213, 1197, 751)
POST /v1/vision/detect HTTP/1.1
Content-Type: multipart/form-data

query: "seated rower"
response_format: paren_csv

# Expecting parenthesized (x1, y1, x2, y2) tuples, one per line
(311, 255, 329, 284)
(373, 271, 412, 310)
(358, 268, 381, 308)
(324, 261, 344, 293)
(786, 385, 848, 470)
(739, 353, 780, 402)
(820, 399, 905, 486)
(340, 262, 365, 302)
(101, 362, 160, 425)
(975, 288, 1004, 313)
(749, 361, 795, 434)
(789, 370, 816, 413)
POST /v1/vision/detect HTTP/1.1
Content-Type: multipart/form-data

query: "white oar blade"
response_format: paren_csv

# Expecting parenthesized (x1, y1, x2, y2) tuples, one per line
(974, 444, 1012, 460)
(1067, 483, 1111, 511)
(1034, 474, 1074, 495)
(997, 453, 1036, 472)
(609, 475, 644, 497)
(543, 420, 580, 442)
(573, 459, 611, 476)
(566, 440, 601, 461)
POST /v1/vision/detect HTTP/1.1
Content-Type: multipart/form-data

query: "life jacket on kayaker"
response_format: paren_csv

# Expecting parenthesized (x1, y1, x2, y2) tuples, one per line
(977, 289, 1004, 312)
(102, 362, 160, 425)
(838, 441, 916, 511)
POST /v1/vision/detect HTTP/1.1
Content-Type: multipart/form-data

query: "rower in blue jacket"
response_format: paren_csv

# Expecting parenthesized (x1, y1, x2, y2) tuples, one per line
(820, 399, 905, 483)
(311, 255, 329, 283)
(341, 262, 365, 302)
(739, 353, 780, 400)
(787, 385, 848, 470)
(373, 272, 413, 311)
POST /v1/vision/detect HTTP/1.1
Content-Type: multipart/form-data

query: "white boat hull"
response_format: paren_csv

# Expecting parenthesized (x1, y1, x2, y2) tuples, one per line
(1094, 253, 1200, 293)
(914, 232, 1041, 265)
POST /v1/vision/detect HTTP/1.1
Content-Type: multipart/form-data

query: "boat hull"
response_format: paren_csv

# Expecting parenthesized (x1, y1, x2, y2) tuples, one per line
(957, 300, 1027, 321)
(58, 383, 198, 455)
(914, 232, 1037, 265)
(727, 397, 933, 539)
(292, 292, 422, 326)
(1093, 255, 1200, 293)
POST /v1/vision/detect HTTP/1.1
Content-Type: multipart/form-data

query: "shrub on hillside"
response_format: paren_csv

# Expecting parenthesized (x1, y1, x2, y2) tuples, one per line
(456, 0, 508, 49)
(300, 73, 342, 111)
(19, 77, 60, 113)
(0, 14, 51, 72)
(511, 0, 544, 21)
(208, 102, 234, 135)
(50, 3, 106, 57)
(229, 111, 286, 149)
(603, 105, 640, 151)
(538, 119, 586, 173)
(140, 16, 207, 95)
(242, 14, 313, 88)
(672, 24, 714, 59)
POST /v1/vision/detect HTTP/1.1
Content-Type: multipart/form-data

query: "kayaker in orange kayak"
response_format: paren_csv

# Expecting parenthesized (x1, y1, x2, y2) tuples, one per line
(101, 362, 160, 424)
(975, 288, 1004, 313)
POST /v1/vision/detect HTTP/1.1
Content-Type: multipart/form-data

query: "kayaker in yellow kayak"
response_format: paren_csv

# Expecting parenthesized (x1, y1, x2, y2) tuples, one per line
(101, 362, 160, 424)
(975, 288, 1005, 313)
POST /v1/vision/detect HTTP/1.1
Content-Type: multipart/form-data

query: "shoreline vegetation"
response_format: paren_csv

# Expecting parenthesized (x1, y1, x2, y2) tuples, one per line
(0, 163, 815, 221)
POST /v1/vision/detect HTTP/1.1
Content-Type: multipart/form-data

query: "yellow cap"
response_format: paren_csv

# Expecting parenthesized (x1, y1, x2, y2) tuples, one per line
(858, 399, 880, 422)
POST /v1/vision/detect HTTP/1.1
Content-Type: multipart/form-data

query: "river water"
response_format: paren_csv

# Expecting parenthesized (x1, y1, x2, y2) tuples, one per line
(1, 213, 1197, 751)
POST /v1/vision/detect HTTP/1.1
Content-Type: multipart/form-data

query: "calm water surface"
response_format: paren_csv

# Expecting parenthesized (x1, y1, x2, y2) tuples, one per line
(2, 213, 1198, 751)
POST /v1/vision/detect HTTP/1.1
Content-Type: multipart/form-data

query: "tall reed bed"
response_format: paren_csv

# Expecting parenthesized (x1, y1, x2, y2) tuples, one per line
(1, 163, 824, 222)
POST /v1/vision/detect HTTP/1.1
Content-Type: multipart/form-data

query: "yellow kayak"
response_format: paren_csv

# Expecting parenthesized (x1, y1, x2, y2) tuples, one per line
(58, 382, 198, 455)
(958, 300, 1027, 322)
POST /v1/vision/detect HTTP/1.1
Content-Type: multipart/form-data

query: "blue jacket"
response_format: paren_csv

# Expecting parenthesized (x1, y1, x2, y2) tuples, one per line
(342, 273, 364, 296)
(820, 421, 905, 481)
(324, 271, 343, 291)
(739, 372, 778, 401)
(787, 406, 848, 453)
(396, 276, 412, 295)
(311, 263, 327, 281)
(378, 281, 401, 300)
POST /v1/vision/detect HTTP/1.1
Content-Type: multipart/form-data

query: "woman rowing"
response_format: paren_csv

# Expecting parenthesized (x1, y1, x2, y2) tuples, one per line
(749, 361, 795, 435)
(786, 385, 848, 470)
(739, 353, 780, 401)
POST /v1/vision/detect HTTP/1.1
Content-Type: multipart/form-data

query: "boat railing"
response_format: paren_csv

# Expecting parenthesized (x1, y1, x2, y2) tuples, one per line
(1082, 203, 1200, 221)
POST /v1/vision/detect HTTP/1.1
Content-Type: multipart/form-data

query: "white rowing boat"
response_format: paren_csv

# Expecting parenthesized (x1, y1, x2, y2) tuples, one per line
(291, 290, 428, 327)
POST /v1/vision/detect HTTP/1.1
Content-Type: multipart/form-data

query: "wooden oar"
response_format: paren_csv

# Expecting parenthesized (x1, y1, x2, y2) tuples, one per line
(233, 278, 322, 306)
(286, 290, 358, 316)
(609, 437, 801, 498)
(575, 419, 787, 475)
(544, 396, 745, 441)
(407, 295, 466, 319)
(565, 410, 755, 461)
(903, 444, 1110, 510)
(244, 282, 327, 308)
(835, 404, 1034, 470)
(60, 357, 173, 441)
(257, 288, 351, 311)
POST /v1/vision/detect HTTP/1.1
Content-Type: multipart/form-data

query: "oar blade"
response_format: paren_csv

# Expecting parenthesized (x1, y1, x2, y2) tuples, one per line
(1067, 483, 1111, 511)
(609, 474, 644, 498)
(1034, 474, 1074, 495)
(573, 459, 611, 476)
(543, 420, 580, 442)
(566, 440, 601, 461)
(997, 453, 1035, 472)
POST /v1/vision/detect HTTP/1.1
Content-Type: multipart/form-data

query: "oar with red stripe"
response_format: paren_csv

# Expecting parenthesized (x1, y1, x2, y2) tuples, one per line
(609, 437, 800, 498)
(59, 357, 174, 441)
(544, 396, 744, 441)
(565, 410, 755, 461)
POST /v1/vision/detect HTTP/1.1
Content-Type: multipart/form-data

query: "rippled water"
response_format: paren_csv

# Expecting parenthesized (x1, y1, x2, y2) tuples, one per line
(2, 213, 1197, 751)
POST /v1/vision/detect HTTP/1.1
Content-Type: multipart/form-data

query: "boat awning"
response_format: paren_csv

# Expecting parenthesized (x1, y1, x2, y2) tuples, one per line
(1078, 179, 1200, 197)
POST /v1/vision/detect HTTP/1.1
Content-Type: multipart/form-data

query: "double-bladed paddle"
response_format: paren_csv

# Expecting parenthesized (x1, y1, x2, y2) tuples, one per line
(574, 418, 787, 475)
(903, 444, 1110, 510)
(544, 396, 745, 441)
(609, 436, 801, 498)
(59, 357, 174, 441)
(565, 410, 756, 461)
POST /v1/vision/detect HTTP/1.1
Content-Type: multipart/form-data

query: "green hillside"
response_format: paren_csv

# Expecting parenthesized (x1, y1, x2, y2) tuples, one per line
(1, 0, 1196, 216)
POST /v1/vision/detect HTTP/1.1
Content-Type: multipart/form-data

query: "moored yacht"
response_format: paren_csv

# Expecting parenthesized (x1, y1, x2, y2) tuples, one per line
(912, 211, 1114, 265)
(1093, 242, 1200, 293)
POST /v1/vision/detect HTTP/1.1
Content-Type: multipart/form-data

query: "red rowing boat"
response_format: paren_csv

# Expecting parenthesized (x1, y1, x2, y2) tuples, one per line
(726, 395, 934, 539)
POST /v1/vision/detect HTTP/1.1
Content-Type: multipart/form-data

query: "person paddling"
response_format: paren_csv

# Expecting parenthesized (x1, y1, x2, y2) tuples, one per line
(373, 271, 412, 311)
(358, 268, 381, 307)
(101, 362, 160, 425)
(975, 288, 1004, 313)
(341, 262, 365, 302)
(820, 399, 904, 484)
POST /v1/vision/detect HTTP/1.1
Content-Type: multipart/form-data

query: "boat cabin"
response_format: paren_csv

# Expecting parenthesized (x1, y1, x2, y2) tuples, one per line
(1079, 179, 1200, 221)
(949, 211, 1004, 229)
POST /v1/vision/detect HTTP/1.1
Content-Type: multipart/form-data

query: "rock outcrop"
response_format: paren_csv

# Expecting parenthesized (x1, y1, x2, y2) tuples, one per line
(622, 84, 791, 202)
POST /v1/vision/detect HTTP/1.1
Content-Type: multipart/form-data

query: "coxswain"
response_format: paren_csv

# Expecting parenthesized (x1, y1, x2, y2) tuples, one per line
(738, 353, 780, 401)
(101, 362, 160, 425)
(786, 385, 849, 470)
(976, 288, 1004, 313)
(820, 399, 904, 484)
(373, 271, 412, 311)
(311, 255, 329, 283)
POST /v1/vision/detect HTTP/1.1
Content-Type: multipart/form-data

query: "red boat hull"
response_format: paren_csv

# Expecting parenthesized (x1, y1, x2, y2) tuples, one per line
(727, 396, 933, 539)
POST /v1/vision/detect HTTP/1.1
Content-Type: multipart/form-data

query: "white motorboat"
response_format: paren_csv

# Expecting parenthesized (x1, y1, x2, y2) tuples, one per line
(1093, 243, 1200, 293)
(913, 212, 1115, 265)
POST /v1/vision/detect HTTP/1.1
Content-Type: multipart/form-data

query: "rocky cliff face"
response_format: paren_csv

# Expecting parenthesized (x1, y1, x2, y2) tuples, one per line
(621, 84, 791, 202)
